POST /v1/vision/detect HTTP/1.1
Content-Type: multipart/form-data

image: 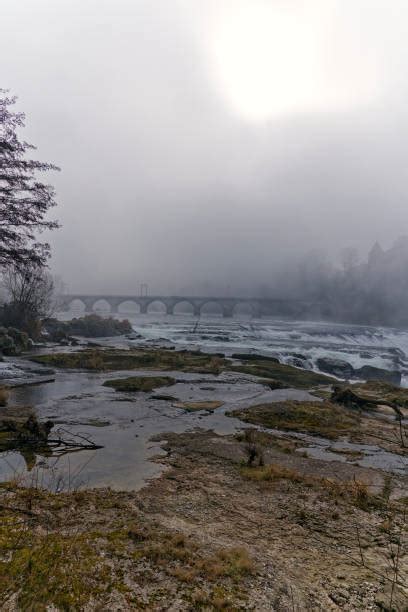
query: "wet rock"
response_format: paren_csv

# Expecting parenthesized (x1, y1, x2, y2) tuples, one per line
(151, 394, 178, 401)
(22, 366, 56, 376)
(232, 353, 279, 363)
(389, 347, 405, 359)
(354, 365, 401, 385)
(126, 332, 143, 340)
(292, 353, 308, 361)
(316, 357, 354, 379)
(289, 357, 306, 368)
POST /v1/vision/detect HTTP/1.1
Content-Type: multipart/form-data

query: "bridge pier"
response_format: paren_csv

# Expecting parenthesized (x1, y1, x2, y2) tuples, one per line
(83, 299, 95, 312)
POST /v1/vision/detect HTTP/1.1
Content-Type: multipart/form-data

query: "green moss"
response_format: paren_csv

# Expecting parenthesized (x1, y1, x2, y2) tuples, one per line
(230, 400, 360, 439)
(231, 353, 279, 362)
(230, 360, 335, 389)
(32, 347, 229, 374)
(345, 380, 408, 408)
(31, 348, 335, 391)
(0, 523, 126, 610)
(103, 375, 175, 392)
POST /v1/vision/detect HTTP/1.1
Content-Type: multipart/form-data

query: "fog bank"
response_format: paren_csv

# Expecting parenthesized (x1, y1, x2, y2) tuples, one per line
(1, 1, 408, 295)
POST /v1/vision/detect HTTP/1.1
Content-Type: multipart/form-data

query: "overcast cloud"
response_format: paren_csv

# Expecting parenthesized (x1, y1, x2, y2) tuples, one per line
(1, 0, 408, 295)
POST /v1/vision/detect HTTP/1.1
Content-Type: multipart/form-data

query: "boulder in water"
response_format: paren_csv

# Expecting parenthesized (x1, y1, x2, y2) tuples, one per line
(354, 365, 401, 386)
(316, 357, 354, 379)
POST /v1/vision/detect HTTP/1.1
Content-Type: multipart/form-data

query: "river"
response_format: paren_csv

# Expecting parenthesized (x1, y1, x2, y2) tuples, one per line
(0, 311, 407, 490)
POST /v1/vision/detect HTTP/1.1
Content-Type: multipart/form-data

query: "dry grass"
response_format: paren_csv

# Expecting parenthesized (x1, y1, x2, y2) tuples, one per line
(241, 463, 303, 483)
(195, 547, 255, 581)
(321, 477, 382, 511)
(241, 460, 384, 513)
(348, 380, 408, 409)
(139, 531, 255, 582)
(0, 483, 256, 610)
(231, 400, 360, 439)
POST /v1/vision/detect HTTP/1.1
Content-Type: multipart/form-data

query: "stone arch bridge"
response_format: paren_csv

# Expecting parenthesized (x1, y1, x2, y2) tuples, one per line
(58, 295, 328, 319)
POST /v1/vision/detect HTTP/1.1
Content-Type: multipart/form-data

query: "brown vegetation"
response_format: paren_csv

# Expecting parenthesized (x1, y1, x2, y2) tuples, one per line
(230, 400, 360, 439)
(0, 483, 255, 611)
(173, 400, 224, 412)
(31, 347, 229, 374)
(230, 358, 335, 388)
(103, 375, 175, 393)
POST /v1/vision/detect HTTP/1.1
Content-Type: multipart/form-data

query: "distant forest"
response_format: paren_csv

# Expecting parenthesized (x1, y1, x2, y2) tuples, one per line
(273, 237, 408, 327)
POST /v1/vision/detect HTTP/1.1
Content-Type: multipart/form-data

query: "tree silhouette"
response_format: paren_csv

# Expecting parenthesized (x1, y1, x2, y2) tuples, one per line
(0, 90, 59, 268)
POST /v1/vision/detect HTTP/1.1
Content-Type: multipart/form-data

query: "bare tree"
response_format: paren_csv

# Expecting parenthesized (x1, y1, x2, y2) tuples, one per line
(0, 90, 59, 269)
(2, 262, 56, 337)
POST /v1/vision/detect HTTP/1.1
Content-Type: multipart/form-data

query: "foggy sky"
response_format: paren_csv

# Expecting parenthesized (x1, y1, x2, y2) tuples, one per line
(1, 0, 408, 295)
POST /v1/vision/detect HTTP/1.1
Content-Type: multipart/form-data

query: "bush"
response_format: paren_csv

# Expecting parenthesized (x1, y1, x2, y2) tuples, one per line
(44, 314, 133, 339)
(0, 326, 31, 355)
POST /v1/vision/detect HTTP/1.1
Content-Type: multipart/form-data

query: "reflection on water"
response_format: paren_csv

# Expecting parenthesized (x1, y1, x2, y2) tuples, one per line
(4, 366, 299, 490)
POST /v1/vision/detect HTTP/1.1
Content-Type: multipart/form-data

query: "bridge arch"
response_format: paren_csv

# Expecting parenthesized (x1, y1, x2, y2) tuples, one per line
(65, 298, 87, 313)
(232, 301, 256, 318)
(91, 299, 112, 314)
(173, 300, 195, 315)
(117, 300, 141, 314)
(146, 300, 168, 315)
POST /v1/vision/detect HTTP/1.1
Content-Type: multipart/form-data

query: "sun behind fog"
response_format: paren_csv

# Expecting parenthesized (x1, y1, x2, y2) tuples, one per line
(209, 1, 377, 121)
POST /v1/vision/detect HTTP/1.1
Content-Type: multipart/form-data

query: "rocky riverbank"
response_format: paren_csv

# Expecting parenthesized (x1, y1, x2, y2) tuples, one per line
(0, 342, 407, 609)
(1, 427, 407, 610)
